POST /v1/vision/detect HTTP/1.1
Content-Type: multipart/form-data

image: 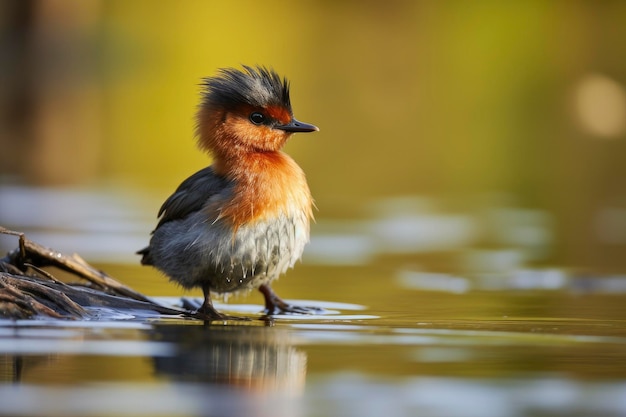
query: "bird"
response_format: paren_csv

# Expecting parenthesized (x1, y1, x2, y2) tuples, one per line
(137, 65, 319, 320)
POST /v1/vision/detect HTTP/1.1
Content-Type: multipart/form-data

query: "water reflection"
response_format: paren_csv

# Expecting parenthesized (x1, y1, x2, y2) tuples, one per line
(0, 312, 625, 416)
(151, 323, 307, 394)
(148, 323, 308, 417)
(0, 321, 309, 417)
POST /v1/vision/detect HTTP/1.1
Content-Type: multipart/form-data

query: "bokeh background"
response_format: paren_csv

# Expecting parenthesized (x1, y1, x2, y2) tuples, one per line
(2, 0, 626, 286)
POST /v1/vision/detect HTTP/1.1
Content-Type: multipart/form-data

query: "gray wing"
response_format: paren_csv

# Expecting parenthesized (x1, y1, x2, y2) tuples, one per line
(138, 166, 230, 264)
(155, 166, 230, 229)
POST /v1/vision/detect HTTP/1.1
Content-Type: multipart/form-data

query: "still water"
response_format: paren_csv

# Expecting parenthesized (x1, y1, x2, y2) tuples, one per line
(1, 187, 626, 417)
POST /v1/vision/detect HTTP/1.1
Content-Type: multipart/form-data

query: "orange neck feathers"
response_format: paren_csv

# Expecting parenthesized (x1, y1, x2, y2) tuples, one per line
(219, 151, 313, 228)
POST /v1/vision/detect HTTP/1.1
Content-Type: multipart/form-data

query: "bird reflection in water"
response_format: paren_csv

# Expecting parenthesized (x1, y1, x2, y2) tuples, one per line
(150, 323, 307, 416)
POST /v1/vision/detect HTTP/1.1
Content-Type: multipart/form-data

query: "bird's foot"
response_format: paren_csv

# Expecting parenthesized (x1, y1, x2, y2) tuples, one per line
(182, 297, 250, 321)
(266, 302, 325, 316)
(259, 284, 325, 316)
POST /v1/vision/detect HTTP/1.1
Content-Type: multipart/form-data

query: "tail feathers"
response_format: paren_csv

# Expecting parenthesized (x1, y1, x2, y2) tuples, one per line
(136, 246, 153, 265)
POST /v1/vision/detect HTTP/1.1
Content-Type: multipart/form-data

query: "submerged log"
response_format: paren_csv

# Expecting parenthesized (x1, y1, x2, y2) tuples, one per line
(0, 226, 185, 320)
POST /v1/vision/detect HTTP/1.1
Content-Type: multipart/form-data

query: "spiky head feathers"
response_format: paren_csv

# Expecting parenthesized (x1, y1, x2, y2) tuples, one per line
(199, 65, 292, 113)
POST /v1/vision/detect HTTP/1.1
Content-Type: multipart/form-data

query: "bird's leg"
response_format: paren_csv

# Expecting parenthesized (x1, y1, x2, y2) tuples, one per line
(194, 284, 249, 321)
(259, 284, 289, 314)
(259, 284, 324, 315)
(196, 285, 225, 319)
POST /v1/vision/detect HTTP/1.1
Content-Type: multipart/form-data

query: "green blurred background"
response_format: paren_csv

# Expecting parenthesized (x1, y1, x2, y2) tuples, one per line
(2, 0, 626, 273)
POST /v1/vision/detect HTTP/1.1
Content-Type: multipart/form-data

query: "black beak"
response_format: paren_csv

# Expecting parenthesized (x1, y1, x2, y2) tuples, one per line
(275, 118, 319, 133)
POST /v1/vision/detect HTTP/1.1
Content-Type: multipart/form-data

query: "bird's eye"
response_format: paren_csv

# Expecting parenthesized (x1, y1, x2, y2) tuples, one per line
(249, 112, 266, 125)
